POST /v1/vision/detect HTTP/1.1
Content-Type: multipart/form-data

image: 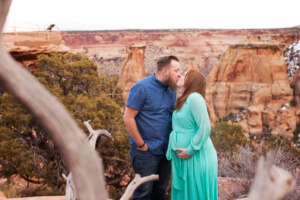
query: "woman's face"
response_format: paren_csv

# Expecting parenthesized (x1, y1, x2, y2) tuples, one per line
(176, 71, 188, 90)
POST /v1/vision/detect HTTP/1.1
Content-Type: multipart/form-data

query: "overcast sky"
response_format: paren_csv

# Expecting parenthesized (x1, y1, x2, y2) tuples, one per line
(3, 0, 300, 32)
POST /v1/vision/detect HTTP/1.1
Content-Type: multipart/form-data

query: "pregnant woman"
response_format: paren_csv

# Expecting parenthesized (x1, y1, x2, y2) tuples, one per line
(166, 69, 218, 200)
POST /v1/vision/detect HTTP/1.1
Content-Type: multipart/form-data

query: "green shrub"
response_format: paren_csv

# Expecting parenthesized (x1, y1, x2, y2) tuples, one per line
(211, 122, 250, 153)
(0, 53, 130, 196)
(239, 107, 245, 112)
(290, 99, 297, 107)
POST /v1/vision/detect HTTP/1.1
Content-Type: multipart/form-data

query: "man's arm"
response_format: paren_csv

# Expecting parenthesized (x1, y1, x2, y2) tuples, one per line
(123, 106, 148, 151)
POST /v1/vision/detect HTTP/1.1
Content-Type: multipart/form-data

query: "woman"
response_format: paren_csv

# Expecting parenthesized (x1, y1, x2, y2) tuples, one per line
(166, 69, 218, 200)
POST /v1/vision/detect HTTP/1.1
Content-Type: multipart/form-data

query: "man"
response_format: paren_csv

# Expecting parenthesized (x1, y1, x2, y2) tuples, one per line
(123, 55, 181, 200)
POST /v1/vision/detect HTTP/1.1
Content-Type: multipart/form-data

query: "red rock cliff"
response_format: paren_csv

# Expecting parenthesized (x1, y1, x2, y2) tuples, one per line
(206, 39, 295, 137)
(3, 32, 70, 72)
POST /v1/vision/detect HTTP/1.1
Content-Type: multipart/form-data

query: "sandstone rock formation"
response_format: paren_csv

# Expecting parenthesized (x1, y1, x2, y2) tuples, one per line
(118, 44, 146, 100)
(206, 39, 295, 137)
(293, 68, 300, 122)
(3, 32, 70, 72)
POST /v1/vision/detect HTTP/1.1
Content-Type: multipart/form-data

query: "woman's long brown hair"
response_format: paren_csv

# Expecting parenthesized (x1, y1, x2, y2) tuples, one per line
(175, 69, 206, 111)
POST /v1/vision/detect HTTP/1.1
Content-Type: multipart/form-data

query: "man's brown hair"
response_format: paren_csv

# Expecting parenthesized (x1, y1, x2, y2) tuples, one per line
(156, 55, 179, 71)
(175, 69, 206, 111)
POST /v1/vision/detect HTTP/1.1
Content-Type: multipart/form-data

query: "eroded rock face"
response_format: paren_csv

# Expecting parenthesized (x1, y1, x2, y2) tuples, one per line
(118, 44, 146, 100)
(3, 32, 70, 72)
(206, 39, 295, 137)
(293, 68, 300, 122)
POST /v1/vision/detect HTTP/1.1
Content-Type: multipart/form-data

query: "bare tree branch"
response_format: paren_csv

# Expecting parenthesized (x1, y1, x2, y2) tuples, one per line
(19, 174, 46, 185)
(120, 174, 159, 200)
(106, 177, 123, 186)
(0, 1, 107, 199)
(248, 151, 296, 200)
(84, 119, 114, 148)
(101, 156, 129, 163)
(64, 121, 114, 200)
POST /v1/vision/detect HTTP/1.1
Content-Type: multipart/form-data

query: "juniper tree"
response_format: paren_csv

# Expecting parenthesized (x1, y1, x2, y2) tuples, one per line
(0, 53, 131, 195)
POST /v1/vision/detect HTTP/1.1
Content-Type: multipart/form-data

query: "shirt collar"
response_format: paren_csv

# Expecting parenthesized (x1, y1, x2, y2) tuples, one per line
(152, 73, 169, 88)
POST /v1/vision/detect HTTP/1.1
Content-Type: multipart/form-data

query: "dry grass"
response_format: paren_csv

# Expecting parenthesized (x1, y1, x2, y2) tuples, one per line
(218, 145, 300, 200)
(1, 182, 21, 198)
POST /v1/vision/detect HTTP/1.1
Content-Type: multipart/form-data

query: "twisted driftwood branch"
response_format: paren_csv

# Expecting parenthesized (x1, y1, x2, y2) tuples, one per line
(64, 120, 114, 200)
(84, 119, 114, 148)
(0, 0, 107, 199)
(248, 151, 296, 200)
(120, 174, 159, 200)
(63, 172, 76, 200)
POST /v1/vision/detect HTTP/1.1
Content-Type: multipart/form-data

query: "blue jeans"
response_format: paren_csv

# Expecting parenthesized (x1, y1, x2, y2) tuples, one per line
(129, 145, 171, 200)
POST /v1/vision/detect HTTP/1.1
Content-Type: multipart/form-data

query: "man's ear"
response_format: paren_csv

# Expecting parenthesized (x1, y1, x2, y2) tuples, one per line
(164, 68, 168, 76)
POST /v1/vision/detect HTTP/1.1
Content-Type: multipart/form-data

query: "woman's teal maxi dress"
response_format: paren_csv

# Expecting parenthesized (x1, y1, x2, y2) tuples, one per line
(166, 93, 218, 200)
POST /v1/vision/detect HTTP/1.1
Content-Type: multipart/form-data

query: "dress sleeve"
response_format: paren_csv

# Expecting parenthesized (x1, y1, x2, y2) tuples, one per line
(126, 83, 146, 111)
(185, 93, 211, 156)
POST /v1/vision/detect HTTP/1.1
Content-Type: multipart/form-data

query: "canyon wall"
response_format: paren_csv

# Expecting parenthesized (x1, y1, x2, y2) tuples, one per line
(293, 68, 300, 122)
(206, 38, 295, 138)
(61, 28, 300, 77)
(4, 28, 299, 77)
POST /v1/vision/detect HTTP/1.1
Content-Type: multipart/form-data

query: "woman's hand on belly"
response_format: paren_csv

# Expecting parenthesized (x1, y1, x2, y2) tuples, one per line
(176, 148, 190, 160)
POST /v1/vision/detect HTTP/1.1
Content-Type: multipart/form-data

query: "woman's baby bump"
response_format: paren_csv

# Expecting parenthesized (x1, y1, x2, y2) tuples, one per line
(175, 131, 195, 148)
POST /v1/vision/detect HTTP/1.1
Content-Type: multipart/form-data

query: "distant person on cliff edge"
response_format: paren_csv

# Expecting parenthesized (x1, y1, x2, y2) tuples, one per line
(123, 55, 181, 200)
(166, 69, 218, 200)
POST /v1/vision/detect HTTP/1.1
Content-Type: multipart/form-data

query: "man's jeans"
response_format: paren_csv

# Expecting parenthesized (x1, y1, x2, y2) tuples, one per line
(129, 145, 171, 200)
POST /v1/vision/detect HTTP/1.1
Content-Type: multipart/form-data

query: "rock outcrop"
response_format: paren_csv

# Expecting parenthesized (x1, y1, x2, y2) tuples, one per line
(118, 44, 146, 100)
(293, 68, 300, 122)
(3, 32, 70, 72)
(206, 39, 295, 137)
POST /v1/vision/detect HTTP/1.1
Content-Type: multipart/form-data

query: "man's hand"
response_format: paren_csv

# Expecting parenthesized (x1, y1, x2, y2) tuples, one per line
(138, 143, 149, 151)
(176, 148, 190, 160)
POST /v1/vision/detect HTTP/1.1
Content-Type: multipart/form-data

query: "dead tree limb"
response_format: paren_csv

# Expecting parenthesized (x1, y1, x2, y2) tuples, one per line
(248, 151, 296, 200)
(0, 0, 107, 199)
(63, 172, 76, 200)
(84, 120, 114, 148)
(120, 174, 159, 200)
(64, 121, 114, 200)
